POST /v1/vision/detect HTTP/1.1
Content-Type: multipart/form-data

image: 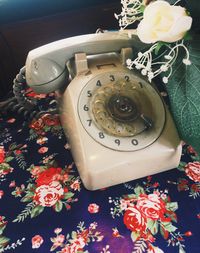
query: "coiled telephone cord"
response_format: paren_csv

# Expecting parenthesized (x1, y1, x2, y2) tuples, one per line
(0, 67, 57, 120)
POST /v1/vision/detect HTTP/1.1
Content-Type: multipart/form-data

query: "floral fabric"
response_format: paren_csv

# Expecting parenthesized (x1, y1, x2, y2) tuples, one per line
(0, 93, 200, 253)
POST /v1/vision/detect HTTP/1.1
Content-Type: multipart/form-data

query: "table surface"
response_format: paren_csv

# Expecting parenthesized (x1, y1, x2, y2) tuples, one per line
(0, 92, 200, 253)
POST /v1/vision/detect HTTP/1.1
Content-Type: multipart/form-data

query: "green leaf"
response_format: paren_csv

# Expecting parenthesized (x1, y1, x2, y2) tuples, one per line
(134, 185, 145, 197)
(179, 245, 186, 253)
(55, 201, 63, 212)
(140, 5, 145, 13)
(44, 126, 51, 132)
(5, 156, 14, 163)
(161, 222, 177, 232)
(71, 231, 77, 239)
(131, 231, 140, 242)
(50, 244, 59, 252)
(177, 161, 187, 171)
(62, 192, 74, 200)
(0, 225, 6, 235)
(146, 219, 158, 235)
(21, 192, 34, 203)
(0, 163, 9, 170)
(122, 194, 137, 200)
(8, 143, 17, 151)
(167, 211, 178, 223)
(26, 183, 35, 191)
(13, 202, 35, 222)
(165, 35, 200, 155)
(31, 205, 44, 218)
(166, 202, 178, 212)
(184, 31, 193, 41)
(160, 225, 169, 240)
(154, 42, 168, 55)
(191, 154, 200, 161)
(0, 235, 10, 246)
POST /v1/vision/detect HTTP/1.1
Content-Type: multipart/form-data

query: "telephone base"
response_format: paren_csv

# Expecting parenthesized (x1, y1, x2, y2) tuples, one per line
(59, 51, 182, 190)
(60, 103, 182, 190)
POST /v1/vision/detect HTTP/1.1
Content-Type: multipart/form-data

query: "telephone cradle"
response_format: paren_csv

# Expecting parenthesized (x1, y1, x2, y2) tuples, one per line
(25, 30, 182, 190)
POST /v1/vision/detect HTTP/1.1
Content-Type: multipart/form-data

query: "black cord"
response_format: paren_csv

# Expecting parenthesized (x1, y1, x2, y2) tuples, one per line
(12, 67, 36, 110)
(0, 66, 58, 120)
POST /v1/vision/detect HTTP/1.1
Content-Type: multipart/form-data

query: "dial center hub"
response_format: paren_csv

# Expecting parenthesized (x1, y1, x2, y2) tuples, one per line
(107, 95, 138, 122)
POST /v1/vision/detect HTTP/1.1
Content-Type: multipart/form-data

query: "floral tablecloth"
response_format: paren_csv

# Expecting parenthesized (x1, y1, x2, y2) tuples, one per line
(0, 92, 200, 253)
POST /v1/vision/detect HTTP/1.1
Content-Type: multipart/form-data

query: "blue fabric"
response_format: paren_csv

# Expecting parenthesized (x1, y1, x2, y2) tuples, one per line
(0, 93, 200, 253)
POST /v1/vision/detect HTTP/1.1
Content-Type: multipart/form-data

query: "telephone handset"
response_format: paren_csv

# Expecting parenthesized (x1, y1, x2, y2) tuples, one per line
(25, 30, 141, 93)
(25, 30, 182, 190)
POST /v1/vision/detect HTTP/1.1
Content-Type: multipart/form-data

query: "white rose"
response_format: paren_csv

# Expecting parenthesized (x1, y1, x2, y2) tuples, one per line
(137, 0, 192, 43)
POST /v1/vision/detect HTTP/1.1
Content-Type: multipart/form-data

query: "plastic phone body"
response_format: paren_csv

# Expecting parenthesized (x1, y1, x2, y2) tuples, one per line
(25, 30, 182, 190)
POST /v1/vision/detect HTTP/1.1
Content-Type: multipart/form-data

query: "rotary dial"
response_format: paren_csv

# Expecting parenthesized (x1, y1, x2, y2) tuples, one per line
(78, 71, 165, 151)
(91, 79, 154, 137)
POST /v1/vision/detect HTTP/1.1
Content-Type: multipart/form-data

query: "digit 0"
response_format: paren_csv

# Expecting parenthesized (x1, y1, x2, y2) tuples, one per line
(131, 139, 138, 146)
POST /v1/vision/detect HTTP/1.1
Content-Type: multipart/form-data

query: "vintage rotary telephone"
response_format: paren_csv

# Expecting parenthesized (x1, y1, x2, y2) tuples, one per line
(24, 30, 182, 190)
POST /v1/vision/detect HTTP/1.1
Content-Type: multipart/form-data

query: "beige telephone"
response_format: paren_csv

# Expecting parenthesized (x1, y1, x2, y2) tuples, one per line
(25, 30, 182, 190)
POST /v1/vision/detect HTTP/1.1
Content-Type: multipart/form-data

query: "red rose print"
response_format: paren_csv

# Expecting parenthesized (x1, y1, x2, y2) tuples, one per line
(0, 146, 5, 163)
(34, 181, 64, 207)
(29, 118, 45, 131)
(9, 181, 16, 188)
(61, 245, 76, 253)
(112, 228, 123, 238)
(184, 231, 192, 237)
(191, 183, 200, 192)
(15, 150, 22, 155)
(53, 234, 65, 247)
(31, 234, 44, 249)
(7, 118, 16, 123)
(54, 228, 62, 234)
(72, 237, 86, 250)
(38, 147, 48, 154)
(36, 167, 62, 186)
(70, 180, 80, 191)
(119, 198, 133, 211)
(26, 88, 47, 99)
(37, 137, 48, 145)
(187, 146, 197, 155)
(88, 203, 99, 213)
(0, 190, 4, 199)
(185, 162, 200, 182)
(31, 166, 44, 178)
(136, 193, 166, 220)
(41, 114, 60, 126)
(60, 237, 86, 253)
(123, 206, 147, 232)
(0, 165, 13, 177)
(63, 187, 69, 193)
